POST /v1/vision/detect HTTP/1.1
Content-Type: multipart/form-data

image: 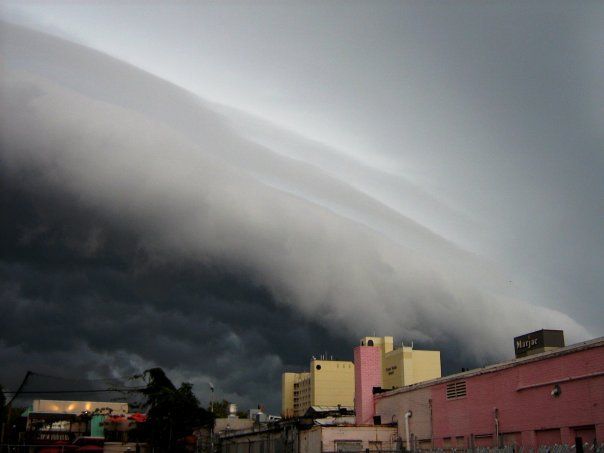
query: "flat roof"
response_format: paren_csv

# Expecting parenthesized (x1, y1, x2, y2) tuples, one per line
(308, 406, 354, 412)
(375, 336, 604, 399)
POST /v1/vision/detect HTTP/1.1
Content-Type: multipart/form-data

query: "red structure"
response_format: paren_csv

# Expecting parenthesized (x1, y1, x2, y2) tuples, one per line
(354, 346, 382, 425)
(362, 337, 604, 450)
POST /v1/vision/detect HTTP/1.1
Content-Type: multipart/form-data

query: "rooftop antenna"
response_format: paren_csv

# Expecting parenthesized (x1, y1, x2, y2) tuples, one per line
(411, 340, 414, 348)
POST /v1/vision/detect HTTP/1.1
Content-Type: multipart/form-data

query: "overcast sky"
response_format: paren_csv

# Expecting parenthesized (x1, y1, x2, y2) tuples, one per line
(1, 1, 603, 412)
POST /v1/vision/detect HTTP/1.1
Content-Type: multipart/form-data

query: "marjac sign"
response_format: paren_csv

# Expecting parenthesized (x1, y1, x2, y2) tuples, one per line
(516, 336, 539, 351)
(513, 329, 565, 357)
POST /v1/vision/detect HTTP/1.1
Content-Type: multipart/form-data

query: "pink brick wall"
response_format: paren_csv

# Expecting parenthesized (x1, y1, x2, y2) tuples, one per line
(354, 346, 382, 425)
(376, 343, 604, 448)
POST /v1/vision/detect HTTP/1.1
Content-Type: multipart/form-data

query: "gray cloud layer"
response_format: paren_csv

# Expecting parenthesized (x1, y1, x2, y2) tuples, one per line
(0, 16, 600, 411)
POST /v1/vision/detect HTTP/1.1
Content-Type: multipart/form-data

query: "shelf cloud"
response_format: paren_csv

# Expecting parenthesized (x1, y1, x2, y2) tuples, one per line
(0, 19, 597, 410)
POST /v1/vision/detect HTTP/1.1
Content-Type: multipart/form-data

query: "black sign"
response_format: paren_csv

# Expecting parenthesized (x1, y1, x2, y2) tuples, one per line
(514, 329, 564, 357)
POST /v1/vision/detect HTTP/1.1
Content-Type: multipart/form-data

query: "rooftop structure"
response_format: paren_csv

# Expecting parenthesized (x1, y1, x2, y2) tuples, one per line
(514, 328, 565, 358)
(359, 336, 441, 389)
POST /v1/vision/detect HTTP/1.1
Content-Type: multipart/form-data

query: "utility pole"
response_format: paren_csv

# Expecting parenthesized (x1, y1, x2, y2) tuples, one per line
(208, 382, 214, 453)
(208, 382, 214, 413)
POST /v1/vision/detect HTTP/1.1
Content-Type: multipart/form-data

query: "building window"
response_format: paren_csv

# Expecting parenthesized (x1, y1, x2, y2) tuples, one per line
(316, 364, 321, 370)
(368, 340, 374, 346)
(446, 381, 467, 399)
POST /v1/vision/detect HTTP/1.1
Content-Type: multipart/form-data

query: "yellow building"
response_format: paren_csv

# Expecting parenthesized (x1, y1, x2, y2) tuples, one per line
(281, 359, 355, 417)
(281, 372, 309, 418)
(360, 336, 441, 389)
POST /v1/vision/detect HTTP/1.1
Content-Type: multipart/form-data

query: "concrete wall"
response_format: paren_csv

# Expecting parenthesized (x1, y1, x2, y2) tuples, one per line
(214, 418, 255, 435)
(301, 425, 397, 452)
(354, 346, 382, 425)
(299, 427, 322, 453)
(375, 386, 432, 448)
(382, 348, 441, 389)
(410, 350, 441, 384)
(220, 429, 297, 453)
(374, 341, 604, 449)
(310, 359, 355, 408)
(431, 344, 604, 449)
(383, 348, 408, 389)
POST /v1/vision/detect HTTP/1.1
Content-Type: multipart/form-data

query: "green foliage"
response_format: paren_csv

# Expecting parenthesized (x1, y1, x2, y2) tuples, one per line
(137, 368, 214, 452)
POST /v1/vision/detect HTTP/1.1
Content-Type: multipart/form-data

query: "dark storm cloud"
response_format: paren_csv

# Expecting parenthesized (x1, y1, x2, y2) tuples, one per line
(0, 20, 595, 411)
(0, 175, 355, 410)
(0, 177, 471, 411)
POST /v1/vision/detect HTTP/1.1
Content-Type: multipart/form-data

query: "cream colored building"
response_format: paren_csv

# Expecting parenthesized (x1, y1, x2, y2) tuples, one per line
(360, 336, 441, 389)
(282, 359, 355, 417)
(282, 371, 310, 418)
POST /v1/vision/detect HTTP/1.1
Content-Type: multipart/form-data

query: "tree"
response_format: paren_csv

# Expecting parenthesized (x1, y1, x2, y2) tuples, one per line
(137, 368, 214, 452)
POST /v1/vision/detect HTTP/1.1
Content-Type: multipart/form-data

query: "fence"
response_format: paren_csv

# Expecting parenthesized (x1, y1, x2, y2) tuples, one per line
(422, 443, 604, 453)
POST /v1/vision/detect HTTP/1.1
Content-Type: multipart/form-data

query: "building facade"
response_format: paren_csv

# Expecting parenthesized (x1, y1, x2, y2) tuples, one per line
(354, 345, 382, 425)
(283, 336, 440, 419)
(368, 337, 604, 450)
(282, 372, 310, 418)
(282, 359, 355, 417)
(359, 336, 441, 389)
(354, 336, 441, 425)
(299, 425, 397, 453)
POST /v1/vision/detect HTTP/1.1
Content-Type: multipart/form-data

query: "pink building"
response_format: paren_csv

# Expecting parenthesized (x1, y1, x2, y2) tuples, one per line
(354, 345, 382, 425)
(359, 337, 604, 450)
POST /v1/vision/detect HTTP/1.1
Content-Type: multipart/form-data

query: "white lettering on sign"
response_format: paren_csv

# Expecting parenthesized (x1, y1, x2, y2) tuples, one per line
(516, 338, 539, 350)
